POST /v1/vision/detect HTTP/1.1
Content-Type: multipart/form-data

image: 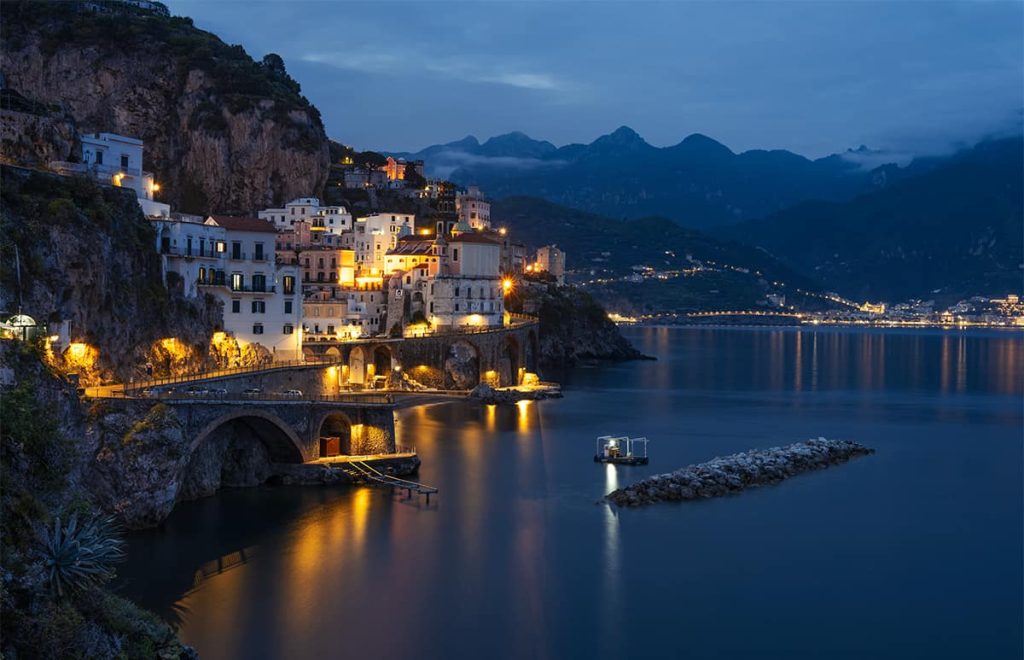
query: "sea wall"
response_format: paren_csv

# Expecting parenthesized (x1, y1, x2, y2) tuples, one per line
(605, 438, 873, 507)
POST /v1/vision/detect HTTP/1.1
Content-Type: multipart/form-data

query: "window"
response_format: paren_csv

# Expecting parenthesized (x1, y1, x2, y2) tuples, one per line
(251, 300, 265, 314)
(253, 323, 264, 335)
(254, 242, 265, 260)
(198, 267, 206, 283)
(231, 299, 240, 313)
(95, 151, 103, 165)
(252, 274, 266, 292)
(216, 241, 226, 254)
(327, 324, 335, 334)
(231, 273, 243, 291)
(121, 154, 129, 168)
(285, 301, 293, 314)
(453, 248, 459, 261)
(231, 241, 242, 259)
(283, 324, 294, 335)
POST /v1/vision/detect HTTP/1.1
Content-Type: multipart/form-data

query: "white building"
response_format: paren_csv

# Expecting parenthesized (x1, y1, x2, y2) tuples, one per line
(203, 216, 303, 361)
(353, 213, 415, 274)
(536, 244, 566, 284)
(153, 214, 226, 299)
(456, 186, 491, 230)
(427, 234, 504, 329)
(52, 132, 170, 218)
(259, 197, 352, 235)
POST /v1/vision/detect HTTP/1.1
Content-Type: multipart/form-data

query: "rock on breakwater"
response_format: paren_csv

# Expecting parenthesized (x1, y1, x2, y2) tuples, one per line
(605, 438, 873, 507)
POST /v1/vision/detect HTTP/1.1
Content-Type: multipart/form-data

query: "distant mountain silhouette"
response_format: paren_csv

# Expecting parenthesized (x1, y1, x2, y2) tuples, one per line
(490, 195, 818, 290)
(391, 127, 916, 228)
(719, 137, 1024, 300)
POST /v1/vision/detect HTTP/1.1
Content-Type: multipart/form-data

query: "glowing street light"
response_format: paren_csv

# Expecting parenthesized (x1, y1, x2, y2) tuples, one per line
(501, 277, 514, 295)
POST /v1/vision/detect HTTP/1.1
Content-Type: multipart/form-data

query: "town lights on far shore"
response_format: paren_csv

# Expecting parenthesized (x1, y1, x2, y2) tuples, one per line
(498, 227, 507, 236)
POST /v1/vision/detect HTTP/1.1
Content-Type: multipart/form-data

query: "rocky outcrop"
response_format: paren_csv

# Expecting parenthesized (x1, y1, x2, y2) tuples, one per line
(0, 166, 222, 384)
(445, 340, 480, 389)
(0, 89, 78, 167)
(1, 3, 330, 213)
(0, 344, 194, 659)
(605, 438, 873, 507)
(518, 282, 650, 367)
(468, 382, 563, 404)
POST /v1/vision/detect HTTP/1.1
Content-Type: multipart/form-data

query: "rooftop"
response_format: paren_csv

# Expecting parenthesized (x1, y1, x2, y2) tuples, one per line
(207, 215, 279, 234)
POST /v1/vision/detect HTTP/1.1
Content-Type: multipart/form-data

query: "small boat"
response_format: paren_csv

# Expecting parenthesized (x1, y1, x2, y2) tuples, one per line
(594, 435, 649, 465)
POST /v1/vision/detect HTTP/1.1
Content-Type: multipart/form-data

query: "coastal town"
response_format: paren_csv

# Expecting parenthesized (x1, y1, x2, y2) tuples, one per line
(6, 131, 569, 389)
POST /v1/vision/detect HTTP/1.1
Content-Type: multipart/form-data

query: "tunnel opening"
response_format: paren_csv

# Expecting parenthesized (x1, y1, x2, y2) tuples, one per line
(318, 412, 353, 456)
(371, 346, 393, 389)
(500, 336, 521, 386)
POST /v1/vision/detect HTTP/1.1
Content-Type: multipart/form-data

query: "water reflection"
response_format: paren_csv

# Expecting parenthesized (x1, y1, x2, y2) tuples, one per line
(558, 326, 1024, 399)
(117, 327, 1024, 660)
(598, 462, 622, 658)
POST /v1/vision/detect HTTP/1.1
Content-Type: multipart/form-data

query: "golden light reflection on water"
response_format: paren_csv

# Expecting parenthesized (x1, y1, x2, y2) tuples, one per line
(517, 399, 532, 434)
(485, 403, 497, 432)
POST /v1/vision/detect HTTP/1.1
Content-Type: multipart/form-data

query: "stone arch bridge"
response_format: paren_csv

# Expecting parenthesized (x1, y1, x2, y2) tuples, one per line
(302, 320, 539, 389)
(102, 395, 429, 464)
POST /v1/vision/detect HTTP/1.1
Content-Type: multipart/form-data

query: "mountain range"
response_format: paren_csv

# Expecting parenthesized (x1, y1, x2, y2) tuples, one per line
(391, 127, 923, 229)
(718, 136, 1023, 301)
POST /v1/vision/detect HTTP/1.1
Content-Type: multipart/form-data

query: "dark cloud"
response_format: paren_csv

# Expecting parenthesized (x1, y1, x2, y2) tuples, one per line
(167, 0, 1024, 158)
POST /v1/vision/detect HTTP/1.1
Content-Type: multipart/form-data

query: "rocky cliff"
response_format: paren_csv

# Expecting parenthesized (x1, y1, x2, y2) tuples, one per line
(0, 1, 330, 214)
(0, 342, 195, 659)
(515, 281, 648, 366)
(0, 166, 222, 384)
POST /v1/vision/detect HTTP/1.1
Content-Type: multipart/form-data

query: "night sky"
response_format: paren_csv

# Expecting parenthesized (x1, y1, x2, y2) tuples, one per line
(167, 0, 1023, 158)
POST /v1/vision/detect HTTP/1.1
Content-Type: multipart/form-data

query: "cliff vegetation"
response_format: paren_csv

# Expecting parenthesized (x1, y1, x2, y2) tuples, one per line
(0, 342, 194, 659)
(0, 166, 222, 384)
(1, 1, 330, 213)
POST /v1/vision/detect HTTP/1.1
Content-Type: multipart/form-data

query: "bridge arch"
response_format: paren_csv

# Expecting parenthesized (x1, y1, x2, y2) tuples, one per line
(316, 411, 353, 456)
(191, 409, 306, 463)
(370, 345, 393, 386)
(349, 346, 366, 385)
(499, 335, 521, 386)
(324, 346, 341, 361)
(446, 339, 480, 389)
(526, 329, 539, 373)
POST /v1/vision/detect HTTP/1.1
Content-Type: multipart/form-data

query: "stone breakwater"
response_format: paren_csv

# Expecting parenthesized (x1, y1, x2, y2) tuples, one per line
(605, 438, 873, 507)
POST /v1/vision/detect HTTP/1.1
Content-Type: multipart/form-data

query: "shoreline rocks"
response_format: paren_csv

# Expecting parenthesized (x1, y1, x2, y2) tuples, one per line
(468, 382, 563, 405)
(605, 438, 873, 507)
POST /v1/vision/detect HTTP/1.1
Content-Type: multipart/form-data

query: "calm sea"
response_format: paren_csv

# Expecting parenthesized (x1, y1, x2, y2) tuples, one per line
(119, 327, 1024, 659)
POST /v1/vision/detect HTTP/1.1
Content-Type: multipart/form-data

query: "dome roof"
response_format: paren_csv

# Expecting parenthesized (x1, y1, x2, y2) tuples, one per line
(7, 314, 37, 327)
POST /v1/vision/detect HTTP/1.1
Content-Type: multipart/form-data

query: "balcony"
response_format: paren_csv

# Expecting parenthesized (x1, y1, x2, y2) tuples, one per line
(197, 281, 275, 294)
(231, 284, 275, 294)
(161, 247, 223, 260)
